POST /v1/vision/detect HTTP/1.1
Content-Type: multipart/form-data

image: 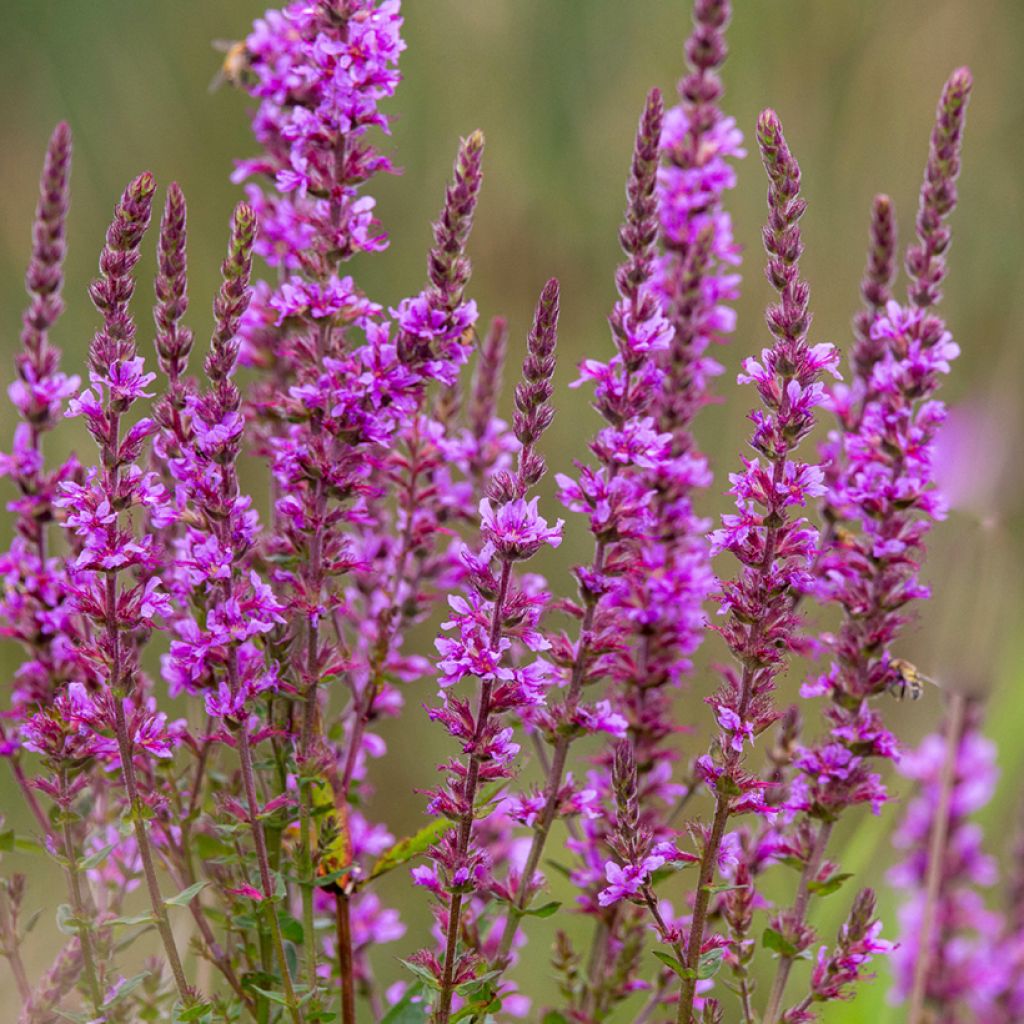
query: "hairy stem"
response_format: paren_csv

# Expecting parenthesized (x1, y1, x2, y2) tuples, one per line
(762, 820, 834, 1024)
(432, 560, 513, 1024)
(111, 692, 191, 1003)
(237, 727, 304, 1024)
(335, 895, 356, 1024)
(0, 883, 31, 1004)
(677, 457, 787, 1023)
(59, 812, 103, 1013)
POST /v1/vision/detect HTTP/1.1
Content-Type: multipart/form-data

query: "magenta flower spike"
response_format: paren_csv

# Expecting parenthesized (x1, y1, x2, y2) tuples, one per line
(419, 277, 563, 1024)
(678, 109, 839, 1024)
(0, 123, 82, 717)
(906, 68, 973, 310)
(761, 66, 972, 1024)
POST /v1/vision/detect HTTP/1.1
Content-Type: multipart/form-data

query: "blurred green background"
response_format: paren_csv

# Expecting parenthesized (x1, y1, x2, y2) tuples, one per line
(1, 1, 1022, 1020)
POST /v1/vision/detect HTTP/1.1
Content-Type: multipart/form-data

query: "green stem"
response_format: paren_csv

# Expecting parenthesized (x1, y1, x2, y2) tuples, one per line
(431, 561, 513, 1024)
(112, 693, 191, 1004)
(762, 820, 834, 1024)
(58, 770, 103, 1015)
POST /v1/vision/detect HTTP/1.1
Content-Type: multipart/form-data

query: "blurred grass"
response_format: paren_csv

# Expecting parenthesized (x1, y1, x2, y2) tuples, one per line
(1, 1, 1022, 1020)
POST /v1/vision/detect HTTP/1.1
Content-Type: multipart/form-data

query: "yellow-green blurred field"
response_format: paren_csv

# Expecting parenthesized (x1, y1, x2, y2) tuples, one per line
(1, 1, 1022, 1021)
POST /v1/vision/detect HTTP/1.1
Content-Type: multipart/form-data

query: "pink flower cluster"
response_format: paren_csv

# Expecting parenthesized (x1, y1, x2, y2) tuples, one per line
(0, 4, 992, 1024)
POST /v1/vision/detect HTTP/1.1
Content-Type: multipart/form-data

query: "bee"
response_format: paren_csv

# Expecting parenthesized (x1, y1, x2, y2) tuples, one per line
(888, 658, 940, 701)
(209, 40, 254, 93)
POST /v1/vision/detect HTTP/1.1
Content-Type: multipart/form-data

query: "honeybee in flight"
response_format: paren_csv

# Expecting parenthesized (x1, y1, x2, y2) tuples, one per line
(209, 40, 254, 93)
(888, 658, 940, 701)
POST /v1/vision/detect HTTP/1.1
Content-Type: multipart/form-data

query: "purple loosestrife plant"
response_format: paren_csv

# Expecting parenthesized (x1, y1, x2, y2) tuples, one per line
(417, 279, 563, 1024)
(0, 3, 991, 1023)
(754, 68, 973, 1024)
(672, 110, 840, 1024)
(529, 89, 680, 1019)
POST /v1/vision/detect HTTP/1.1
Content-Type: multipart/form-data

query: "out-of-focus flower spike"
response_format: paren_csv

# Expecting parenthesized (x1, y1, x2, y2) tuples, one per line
(17, 937, 82, 1024)
(852, 194, 897, 381)
(154, 182, 192, 397)
(890, 698, 1001, 1021)
(615, 88, 663, 308)
(21, 122, 72, 380)
(88, 172, 157, 379)
(427, 130, 484, 314)
(757, 109, 810, 346)
(208, 201, 257, 381)
(906, 67, 972, 310)
(468, 316, 509, 443)
(508, 278, 559, 495)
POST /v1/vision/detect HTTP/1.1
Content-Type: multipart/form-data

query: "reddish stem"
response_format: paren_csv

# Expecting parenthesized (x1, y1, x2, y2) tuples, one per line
(432, 560, 513, 1024)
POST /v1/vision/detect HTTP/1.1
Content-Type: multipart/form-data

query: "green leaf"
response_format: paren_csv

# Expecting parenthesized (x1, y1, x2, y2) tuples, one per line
(306, 1010, 337, 1023)
(701, 882, 749, 895)
(284, 939, 298, 981)
(109, 912, 157, 928)
(0, 828, 14, 852)
(380, 984, 429, 1024)
(22, 907, 43, 937)
(55, 904, 82, 936)
(313, 866, 353, 890)
(194, 833, 231, 862)
(544, 859, 572, 880)
(542, 1013, 571, 1024)
(523, 901, 561, 919)
(103, 970, 150, 1007)
(762, 927, 800, 958)
(807, 872, 854, 898)
(698, 947, 725, 980)
(279, 914, 304, 944)
(368, 819, 454, 882)
(398, 959, 441, 991)
(454, 969, 502, 996)
(650, 861, 691, 887)
(175, 1003, 214, 1023)
(80, 843, 116, 871)
(715, 774, 742, 798)
(165, 880, 210, 908)
(248, 986, 291, 1007)
(451, 1002, 498, 1023)
(51, 1010, 93, 1023)
(14, 835, 44, 855)
(651, 949, 694, 980)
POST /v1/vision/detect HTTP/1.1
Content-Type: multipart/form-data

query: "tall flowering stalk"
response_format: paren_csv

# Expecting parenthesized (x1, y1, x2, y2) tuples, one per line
(767, 67, 973, 1022)
(547, 11, 744, 1011)
(162, 202, 308, 1021)
(496, 89, 679, 1017)
(0, 121, 82, 806)
(415, 278, 563, 1022)
(605, 0, 744, 902)
(677, 111, 840, 1024)
(639, 0, 743, 697)
(55, 172, 192, 1004)
(0, 131, 97, 1019)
